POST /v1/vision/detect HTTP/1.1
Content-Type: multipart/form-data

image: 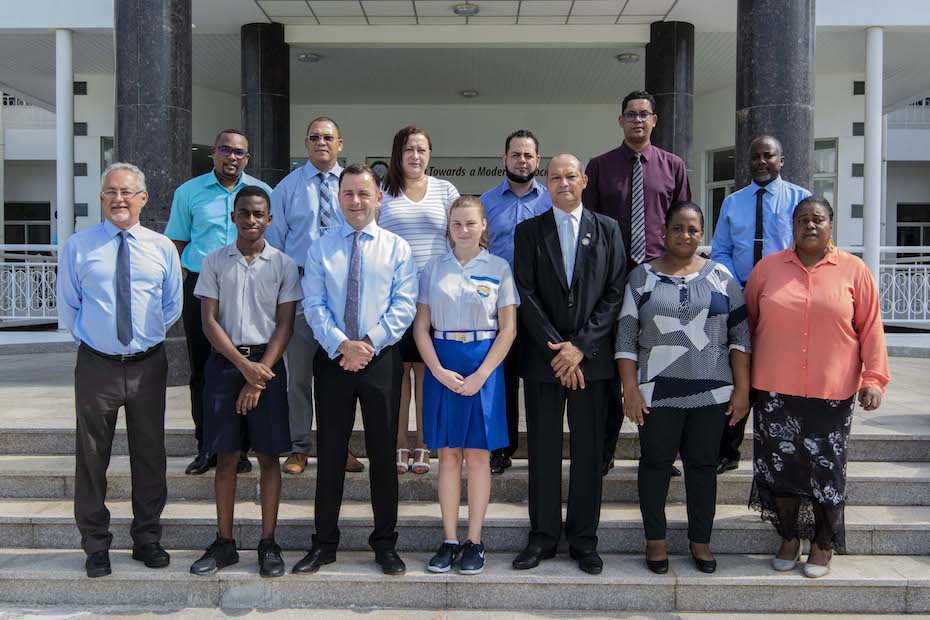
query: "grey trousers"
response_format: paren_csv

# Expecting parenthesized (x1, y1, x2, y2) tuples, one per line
(285, 310, 320, 454)
(73, 344, 168, 554)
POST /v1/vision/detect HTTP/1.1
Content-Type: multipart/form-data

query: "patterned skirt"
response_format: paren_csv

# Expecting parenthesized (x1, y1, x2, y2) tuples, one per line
(748, 391, 855, 553)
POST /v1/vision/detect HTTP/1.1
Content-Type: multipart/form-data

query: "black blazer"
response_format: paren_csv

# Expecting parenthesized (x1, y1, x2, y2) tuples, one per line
(513, 207, 627, 383)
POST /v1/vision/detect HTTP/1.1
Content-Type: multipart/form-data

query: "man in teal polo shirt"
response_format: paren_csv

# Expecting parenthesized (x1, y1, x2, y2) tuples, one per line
(165, 128, 273, 476)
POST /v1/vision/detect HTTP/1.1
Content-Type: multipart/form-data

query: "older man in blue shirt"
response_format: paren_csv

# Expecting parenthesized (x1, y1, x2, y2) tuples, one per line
(294, 163, 417, 577)
(480, 129, 551, 475)
(58, 163, 183, 578)
(711, 134, 811, 474)
(164, 129, 273, 476)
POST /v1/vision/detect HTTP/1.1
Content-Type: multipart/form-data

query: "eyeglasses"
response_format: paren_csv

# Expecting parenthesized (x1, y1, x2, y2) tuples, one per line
(101, 189, 145, 199)
(622, 111, 655, 121)
(307, 134, 338, 143)
(215, 145, 248, 158)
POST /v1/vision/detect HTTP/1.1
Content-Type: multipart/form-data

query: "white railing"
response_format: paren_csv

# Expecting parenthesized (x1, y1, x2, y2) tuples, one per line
(888, 98, 930, 129)
(878, 247, 930, 324)
(0, 245, 58, 323)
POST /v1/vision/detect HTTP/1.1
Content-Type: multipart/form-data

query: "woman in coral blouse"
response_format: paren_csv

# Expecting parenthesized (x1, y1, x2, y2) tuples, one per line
(744, 196, 890, 579)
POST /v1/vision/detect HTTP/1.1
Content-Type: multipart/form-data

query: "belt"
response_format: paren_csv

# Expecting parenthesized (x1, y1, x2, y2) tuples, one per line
(82, 342, 163, 363)
(213, 344, 268, 357)
(433, 330, 496, 343)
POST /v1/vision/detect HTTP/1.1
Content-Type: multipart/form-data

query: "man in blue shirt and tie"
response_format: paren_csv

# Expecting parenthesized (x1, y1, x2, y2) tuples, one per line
(58, 163, 183, 578)
(711, 134, 811, 473)
(293, 163, 417, 576)
(265, 116, 362, 476)
(480, 129, 552, 475)
(164, 129, 273, 476)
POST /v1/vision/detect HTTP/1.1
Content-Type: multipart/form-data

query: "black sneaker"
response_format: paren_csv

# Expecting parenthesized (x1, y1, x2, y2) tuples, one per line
(257, 538, 285, 578)
(427, 542, 460, 573)
(459, 540, 486, 575)
(190, 535, 239, 576)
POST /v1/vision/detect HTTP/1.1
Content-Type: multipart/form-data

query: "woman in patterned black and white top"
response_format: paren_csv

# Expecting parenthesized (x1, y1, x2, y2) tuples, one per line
(379, 125, 461, 476)
(615, 201, 751, 575)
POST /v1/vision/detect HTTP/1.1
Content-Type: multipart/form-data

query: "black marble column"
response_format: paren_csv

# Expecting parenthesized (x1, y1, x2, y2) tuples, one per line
(241, 23, 290, 187)
(115, 0, 192, 386)
(735, 0, 815, 189)
(645, 21, 695, 175)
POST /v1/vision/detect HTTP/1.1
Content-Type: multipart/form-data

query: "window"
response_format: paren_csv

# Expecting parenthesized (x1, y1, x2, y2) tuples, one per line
(896, 204, 930, 258)
(4, 202, 52, 244)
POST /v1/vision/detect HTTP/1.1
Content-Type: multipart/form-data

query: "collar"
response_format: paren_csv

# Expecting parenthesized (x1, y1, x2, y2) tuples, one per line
(552, 204, 583, 224)
(441, 248, 490, 264)
(751, 176, 783, 196)
(340, 219, 380, 240)
(785, 245, 839, 267)
(304, 160, 343, 181)
(620, 141, 653, 162)
(227, 240, 273, 261)
(103, 220, 142, 239)
(209, 169, 251, 192)
(500, 178, 542, 198)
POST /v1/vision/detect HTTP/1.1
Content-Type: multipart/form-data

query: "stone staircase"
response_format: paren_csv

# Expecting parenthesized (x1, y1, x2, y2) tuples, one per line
(1, 352, 930, 613)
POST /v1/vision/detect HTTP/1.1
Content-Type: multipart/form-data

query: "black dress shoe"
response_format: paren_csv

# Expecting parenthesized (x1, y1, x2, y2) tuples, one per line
(490, 452, 512, 475)
(237, 453, 252, 474)
(185, 452, 214, 476)
(258, 538, 285, 578)
(690, 544, 717, 573)
(375, 550, 406, 575)
(292, 545, 335, 574)
(601, 459, 615, 477)
(85, 550, 111, 578)
(716, 457, 739, 475)
(512, 544, 556, 570)
(569, 548, 603, 575)
(646, 557, 669, 574)
(132, 542, 170, 568)
(190, 536, 239, 576)
(671, 465, 682, 477)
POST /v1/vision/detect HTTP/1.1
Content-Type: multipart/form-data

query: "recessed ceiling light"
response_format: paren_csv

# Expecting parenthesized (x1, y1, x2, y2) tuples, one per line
(616, 52, 640, 64)
(460, 89, 479, 98)
(453, 2, 480, 17)
(297, 52, 323, 63)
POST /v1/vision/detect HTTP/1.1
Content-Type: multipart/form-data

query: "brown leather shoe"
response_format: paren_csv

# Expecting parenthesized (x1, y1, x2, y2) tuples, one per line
(283, 453, 308, 475)
(346, 452, 365, 473)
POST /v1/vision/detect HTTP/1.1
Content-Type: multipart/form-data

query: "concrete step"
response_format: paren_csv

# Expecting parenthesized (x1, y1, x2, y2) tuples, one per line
(2, 499, 929, 556)
(2, 425, 928, 462)
(0, 549, 928, 614)
(2, 456, 930, 507)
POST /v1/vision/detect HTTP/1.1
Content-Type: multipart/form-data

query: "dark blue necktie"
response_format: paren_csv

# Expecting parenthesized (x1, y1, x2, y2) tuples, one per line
(116, 230, 134, 346)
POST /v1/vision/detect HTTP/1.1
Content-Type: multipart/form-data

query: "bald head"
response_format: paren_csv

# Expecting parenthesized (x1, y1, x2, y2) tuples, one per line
(547, 153, 588, 212)
(750, 135, 786, 185)
(751, 135, 783, 156)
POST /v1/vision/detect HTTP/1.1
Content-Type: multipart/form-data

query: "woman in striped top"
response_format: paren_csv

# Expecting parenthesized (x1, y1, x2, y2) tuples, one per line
(379, 125, 461, 476)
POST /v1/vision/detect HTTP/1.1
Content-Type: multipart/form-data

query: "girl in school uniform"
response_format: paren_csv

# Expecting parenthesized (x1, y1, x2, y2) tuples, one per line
(413, 195, 519, 575)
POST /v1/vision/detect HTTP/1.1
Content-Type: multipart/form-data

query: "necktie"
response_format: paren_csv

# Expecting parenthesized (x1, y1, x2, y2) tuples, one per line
(754, 188, 766, 265)
(344, 231, 361, 341)
(630, 152, 646, 264)
(560, 214, 576, 287)
(116, 230, 133, 346)
(318, 172, 336, 232)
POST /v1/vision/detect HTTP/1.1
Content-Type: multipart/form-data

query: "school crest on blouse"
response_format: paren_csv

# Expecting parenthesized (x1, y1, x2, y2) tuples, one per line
(476, 284, 491, 298)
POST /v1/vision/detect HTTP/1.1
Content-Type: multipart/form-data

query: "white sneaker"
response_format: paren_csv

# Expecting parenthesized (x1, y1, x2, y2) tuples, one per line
(771, 545, 802, 571)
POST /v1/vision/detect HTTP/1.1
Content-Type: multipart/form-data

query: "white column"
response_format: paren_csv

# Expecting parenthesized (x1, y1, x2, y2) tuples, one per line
(863, 26, 884, 282)
(56, 29, 74, 331)
(881, 113, 888, 245)
(0, 92, 5, 244)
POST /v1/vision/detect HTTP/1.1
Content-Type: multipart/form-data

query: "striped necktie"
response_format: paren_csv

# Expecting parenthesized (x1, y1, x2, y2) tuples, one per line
(630, 152, 646, 264)
(318, 172, 335, 233)
(116, 230, 133, 346)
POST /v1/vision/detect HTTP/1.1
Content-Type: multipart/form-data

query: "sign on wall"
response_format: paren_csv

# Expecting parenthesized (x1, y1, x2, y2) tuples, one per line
(365, 157, 558, 195)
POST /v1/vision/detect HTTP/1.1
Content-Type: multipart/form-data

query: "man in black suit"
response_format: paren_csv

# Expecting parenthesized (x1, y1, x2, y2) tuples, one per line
(511, 154, 627, 575)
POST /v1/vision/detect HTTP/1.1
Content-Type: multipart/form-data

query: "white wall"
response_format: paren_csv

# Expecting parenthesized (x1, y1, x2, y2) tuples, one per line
(885, 162, 930, 245)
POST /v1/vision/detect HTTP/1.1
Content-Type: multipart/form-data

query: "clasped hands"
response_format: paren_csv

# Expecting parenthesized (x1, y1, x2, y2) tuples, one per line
(547, 341, 586, 390)
(434, 366, 488, 397)
(235, 358, 275, 416)
(337, 337, 375, 372)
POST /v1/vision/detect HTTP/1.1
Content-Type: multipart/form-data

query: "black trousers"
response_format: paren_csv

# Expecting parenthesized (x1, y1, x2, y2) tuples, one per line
(492, 343, 520, 459)
(74, 344, 168, 554)
(718, 388, 756, 462)
(182, 271, 211, 452)
(638, 404, 728, 543)
(524, 378, 614, 552)
(312, 345, 402, 553)
(603, 382, 623, 465)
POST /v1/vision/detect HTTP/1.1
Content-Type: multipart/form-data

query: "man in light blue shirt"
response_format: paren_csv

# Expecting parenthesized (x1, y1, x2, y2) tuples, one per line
(265, 117, 351, 474)
(480, 129, 552, 475)
(294, 163, 416, 576)
(711, 135, 811, 475)
(164, 129, 272, 476)
(58, 163, 182, 578)
(711, 135, 811, 286)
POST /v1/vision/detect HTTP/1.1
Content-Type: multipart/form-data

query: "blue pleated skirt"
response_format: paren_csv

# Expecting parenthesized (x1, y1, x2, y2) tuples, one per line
(422, 338, 509, 452)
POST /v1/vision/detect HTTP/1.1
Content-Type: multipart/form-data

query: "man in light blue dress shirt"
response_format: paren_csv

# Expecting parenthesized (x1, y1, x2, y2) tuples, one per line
(164, 129, 273, 476)
(58, 163, 183, 578)
(711, 135, 811, 474)
(294, 164, 416, 576)
(480, 129, 552, 475)
(265, 117, 353, 475)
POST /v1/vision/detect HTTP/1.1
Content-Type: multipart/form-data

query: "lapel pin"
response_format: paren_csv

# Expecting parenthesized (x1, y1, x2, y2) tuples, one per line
(581, 232, 591, 246)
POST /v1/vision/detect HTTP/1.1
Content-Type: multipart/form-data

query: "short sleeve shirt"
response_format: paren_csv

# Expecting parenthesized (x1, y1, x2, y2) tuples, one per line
(194, 241, 303, 345)
(417, 249, 519, 332)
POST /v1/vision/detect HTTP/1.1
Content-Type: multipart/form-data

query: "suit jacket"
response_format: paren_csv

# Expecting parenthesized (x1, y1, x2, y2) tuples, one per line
(513, 207, 627, 383)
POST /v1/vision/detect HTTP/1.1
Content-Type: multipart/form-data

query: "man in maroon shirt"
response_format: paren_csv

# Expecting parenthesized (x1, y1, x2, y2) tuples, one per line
(583, 90, 692, 475)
